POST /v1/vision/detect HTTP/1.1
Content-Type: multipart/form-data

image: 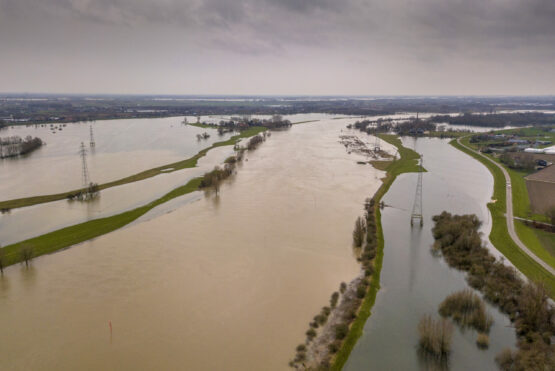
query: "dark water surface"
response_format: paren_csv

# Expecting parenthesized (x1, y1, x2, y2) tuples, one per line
(344, 137, 515, 371)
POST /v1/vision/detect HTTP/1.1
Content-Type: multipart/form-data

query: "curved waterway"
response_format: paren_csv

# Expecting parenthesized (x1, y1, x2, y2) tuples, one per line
(344, 137, 516, 371)
(0, 119, 390, 370)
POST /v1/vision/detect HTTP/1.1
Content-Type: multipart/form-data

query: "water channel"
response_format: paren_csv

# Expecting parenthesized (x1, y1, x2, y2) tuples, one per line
(344, 137, 516, 371)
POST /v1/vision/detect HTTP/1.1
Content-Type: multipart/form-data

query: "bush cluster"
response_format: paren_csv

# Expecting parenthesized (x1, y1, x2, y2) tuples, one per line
(432, 212, 555, 370)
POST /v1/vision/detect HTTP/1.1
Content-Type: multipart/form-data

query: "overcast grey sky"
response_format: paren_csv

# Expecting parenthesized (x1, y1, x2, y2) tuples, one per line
(1, 0, 554, 95)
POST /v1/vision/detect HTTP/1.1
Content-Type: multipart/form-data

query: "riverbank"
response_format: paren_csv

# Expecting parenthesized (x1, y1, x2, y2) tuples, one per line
(0, 131, 266, 267)
(450, 138, 555, 295)
(292, 133, 421, 370)
(0, 127, 265, 211)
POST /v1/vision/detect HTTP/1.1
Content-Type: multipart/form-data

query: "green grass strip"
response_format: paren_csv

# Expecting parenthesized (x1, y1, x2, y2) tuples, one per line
(0, 127, 266, 210)
(451, 138, 555, 295)
(1, 178, 201, 266)
(331, 134, 421, 370)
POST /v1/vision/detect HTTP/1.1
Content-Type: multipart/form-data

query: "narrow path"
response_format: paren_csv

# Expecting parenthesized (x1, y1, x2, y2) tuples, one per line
(457, 137, 555, 276)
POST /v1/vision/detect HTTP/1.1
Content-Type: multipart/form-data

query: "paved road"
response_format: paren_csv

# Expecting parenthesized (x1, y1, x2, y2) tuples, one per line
(457, 137, 555, 276)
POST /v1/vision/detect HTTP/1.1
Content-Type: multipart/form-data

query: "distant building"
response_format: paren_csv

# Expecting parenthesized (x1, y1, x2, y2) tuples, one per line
(508, 139, 529, 144)
(525, 165, 555, 214)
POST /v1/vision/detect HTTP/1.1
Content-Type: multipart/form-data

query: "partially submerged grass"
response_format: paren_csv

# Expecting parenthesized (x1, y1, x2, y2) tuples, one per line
(1, 127, 267, 267)
(1, 178, 202, 267)
(0, 127, 266, 210)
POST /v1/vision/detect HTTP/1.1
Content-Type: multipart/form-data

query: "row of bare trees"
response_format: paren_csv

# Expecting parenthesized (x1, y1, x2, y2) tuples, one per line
(0, 135, 43, 158)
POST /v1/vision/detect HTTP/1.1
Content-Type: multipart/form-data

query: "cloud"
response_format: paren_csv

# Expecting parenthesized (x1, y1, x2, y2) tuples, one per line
(0, 0, 554, 94)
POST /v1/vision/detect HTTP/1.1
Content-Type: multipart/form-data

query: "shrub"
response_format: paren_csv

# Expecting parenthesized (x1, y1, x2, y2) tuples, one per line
(418, 315, 453, 357)
(334, 324, 349, 340)
(356, 285, 366, 299)
(296, 344, 306, 352)
(476, 333, 489, 349)
(438, 289, 493, 333)
(352, 216, 366, 247)
(330, 292, 340, 308)
(328, 341, 340, 354)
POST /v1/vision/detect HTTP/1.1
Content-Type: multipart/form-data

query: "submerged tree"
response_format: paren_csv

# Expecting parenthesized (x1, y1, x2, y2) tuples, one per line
(352, 216, 366, 247)
(0, 246, 4, 274)
(20, 246, 34, 268)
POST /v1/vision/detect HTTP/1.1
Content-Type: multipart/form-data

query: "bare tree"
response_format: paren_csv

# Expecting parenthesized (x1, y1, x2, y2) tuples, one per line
(20, 246, 34, 268)
(0, 246, 5, 274)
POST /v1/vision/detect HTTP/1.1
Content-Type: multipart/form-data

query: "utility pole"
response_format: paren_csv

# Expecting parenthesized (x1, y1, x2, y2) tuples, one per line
(79, 142, 90, 187)
(89, 125, 95, 147)
(410, 154, 424, 227)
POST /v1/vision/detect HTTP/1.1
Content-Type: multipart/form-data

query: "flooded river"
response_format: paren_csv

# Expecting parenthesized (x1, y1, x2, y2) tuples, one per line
(0, 119, 386, 370)
(0, 113, 342, 202)
(344, 137, 515, 371)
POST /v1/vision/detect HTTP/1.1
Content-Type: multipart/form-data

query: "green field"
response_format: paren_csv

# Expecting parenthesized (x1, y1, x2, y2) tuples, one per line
(0, 127, 266, 210)
(451, 138, 555, 295)
(331, 134, 422, 370)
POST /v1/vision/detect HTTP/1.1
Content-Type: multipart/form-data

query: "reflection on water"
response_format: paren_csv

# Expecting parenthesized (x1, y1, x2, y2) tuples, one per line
(0, 119, 386, 370)
(344, 138, 515, 371)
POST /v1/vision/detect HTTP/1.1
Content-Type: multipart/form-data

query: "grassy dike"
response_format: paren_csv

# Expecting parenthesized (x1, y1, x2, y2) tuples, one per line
(450, 139, 555, 295)
(0, 127, 266, 210)
(331, 134, 421, 370)
(1, 128, 267, 267)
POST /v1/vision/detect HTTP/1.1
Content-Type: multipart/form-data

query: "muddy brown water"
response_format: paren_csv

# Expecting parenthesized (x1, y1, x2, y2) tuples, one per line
(0, 119, 387, 370)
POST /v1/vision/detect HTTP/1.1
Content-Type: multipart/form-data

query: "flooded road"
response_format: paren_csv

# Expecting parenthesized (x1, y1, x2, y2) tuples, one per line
(0, 119, 386, 370)
(344, 137, 515, 371)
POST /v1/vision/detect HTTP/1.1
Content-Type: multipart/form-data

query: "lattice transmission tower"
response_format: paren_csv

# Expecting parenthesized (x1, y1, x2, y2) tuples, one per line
(410, 154, 424, 227)
(373, 135, 380, 152)
(89, 125, 95, 147)
(79, 142, 90, 187)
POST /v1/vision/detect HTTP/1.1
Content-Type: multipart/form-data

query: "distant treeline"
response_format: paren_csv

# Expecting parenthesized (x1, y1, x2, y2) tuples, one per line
(353, 118, 436, 135)
(429, 112, 555, 128)
(3, 95, 554, 126)
(0, 135, 43, 158)
(203, 115, 292, 132)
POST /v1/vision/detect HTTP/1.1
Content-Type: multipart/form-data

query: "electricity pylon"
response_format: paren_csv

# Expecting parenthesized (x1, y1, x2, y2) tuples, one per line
(89, 125, 95, 147)
(79, 142, 90, 187)
(410, 154, 424, 227)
